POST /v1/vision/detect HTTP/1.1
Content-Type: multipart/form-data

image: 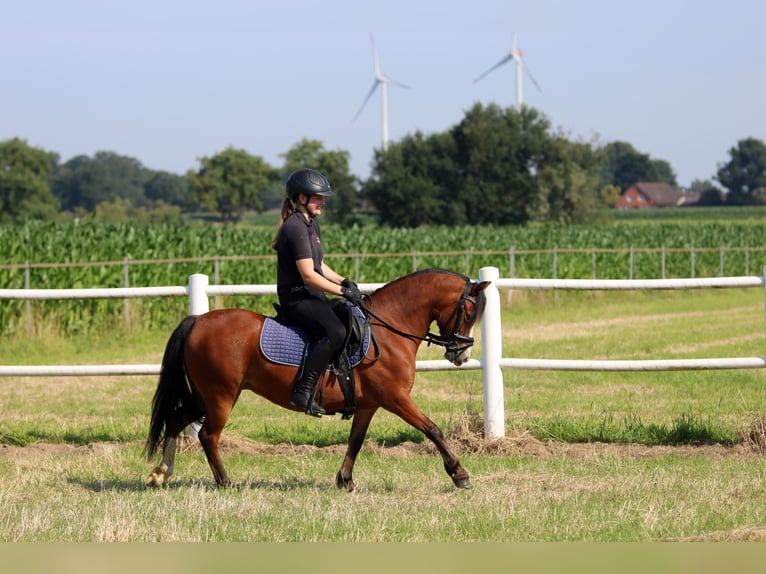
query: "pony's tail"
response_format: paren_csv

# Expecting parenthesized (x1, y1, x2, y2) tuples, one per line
(145, 315, 198, 460)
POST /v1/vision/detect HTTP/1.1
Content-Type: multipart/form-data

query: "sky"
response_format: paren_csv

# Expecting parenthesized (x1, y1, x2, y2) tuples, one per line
(2, 0, 764, 188)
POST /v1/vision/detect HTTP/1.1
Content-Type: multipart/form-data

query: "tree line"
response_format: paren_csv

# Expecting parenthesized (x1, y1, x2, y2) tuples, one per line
(2, 103, 765, 227)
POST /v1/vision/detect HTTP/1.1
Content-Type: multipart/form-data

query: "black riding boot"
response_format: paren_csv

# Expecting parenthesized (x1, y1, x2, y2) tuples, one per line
(290, 337, 333, 416)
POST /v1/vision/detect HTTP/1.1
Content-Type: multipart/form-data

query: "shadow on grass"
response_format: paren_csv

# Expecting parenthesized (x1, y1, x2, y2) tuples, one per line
(66, 475, 332, 493)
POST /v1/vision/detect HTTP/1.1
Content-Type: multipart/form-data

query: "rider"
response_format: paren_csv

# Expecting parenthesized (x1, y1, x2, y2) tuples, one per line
(272, 168, 363, 416)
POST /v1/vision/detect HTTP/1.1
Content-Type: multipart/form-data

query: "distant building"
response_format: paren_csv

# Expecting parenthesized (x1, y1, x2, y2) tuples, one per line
(615, 182, 701, 209)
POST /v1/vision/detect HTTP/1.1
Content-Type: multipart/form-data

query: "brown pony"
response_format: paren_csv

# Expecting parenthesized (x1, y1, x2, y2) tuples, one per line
(145, 268, 489, 491)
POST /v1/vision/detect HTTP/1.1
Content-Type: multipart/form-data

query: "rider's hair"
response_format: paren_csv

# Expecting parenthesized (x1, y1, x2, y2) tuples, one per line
(271, 196, 309, 250)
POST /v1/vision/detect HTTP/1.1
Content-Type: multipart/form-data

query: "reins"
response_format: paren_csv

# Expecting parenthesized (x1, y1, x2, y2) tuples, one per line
(354, 277, 477, 352)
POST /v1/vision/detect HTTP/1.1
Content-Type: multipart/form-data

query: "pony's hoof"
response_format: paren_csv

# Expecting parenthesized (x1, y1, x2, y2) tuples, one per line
(146, 472, 164, 487)
(146, 464, 169, 487)
(335, 472, 356, 492)
(453, 477, 472, 490)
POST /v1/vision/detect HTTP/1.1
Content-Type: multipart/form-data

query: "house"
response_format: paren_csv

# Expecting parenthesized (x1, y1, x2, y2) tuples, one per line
(615, 182, 701, 209)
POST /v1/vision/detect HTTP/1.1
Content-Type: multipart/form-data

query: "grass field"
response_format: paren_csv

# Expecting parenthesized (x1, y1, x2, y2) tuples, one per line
(1, 287, 765, 541)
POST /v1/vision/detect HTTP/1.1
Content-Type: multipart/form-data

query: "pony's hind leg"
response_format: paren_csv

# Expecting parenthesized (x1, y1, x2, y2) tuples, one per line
(146, 411, 192, 487)
(146, 435, 179, 487)
(196, 412, 233, 487)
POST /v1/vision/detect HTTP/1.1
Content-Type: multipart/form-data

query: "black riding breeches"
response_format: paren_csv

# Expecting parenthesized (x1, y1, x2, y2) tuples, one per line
(280, 296, 347, 357)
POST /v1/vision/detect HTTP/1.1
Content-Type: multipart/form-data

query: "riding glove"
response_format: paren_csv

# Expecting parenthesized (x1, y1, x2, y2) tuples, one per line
(341, 278, 363, 306)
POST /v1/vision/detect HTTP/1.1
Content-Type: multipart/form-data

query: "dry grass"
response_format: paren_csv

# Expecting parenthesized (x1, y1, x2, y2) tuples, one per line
(739, 414, 766, 453)
(3, 430, 766, 542)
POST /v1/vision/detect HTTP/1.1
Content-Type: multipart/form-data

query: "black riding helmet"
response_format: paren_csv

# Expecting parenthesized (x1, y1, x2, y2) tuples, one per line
(286, 168, 335, 199)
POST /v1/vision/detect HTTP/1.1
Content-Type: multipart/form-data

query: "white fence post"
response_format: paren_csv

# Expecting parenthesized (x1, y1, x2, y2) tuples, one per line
(188, 274, 210, 315)
(479, 266, 505, 438)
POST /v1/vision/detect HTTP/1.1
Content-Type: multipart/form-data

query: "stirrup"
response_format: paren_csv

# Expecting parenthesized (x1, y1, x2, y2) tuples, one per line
(289, 392, 325, 417)
(305, 403, 325, 417)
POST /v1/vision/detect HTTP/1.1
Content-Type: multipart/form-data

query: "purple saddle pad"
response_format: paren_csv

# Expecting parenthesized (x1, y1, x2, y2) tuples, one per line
(260, 313, 370, 369)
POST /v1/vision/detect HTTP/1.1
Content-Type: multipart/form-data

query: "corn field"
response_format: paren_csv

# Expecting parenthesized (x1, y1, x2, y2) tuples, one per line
(1, 220, 765, 337)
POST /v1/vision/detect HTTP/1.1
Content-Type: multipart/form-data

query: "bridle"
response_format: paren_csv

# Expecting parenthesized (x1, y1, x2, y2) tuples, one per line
(358, 277, 478, 354)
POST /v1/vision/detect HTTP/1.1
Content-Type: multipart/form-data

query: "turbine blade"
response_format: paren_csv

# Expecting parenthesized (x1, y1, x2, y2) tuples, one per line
(474, 54, 513, 83)
(370, 32, 382, 78)
(521, 57, 542, 93)
(382, 75, 412, 90)
(352, 80, 380, 122)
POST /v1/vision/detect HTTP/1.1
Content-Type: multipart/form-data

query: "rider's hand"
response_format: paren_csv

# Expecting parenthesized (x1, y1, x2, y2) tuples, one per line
(341, 278, 363, 306)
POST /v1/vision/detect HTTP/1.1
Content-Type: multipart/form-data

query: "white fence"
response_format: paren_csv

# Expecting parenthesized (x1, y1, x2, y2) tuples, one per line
(1, 267, 765, 439)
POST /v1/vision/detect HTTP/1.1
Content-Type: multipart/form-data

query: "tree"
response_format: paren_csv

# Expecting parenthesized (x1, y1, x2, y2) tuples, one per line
(366, 103, 603, 227)
(0, 138, 59, 221)
(52, 151, 151, 212)
(533, 137, 601, 223)
(93, 197, 182, 225)
(365, 131, 463, 227)
(599, 185, 622, 208)
(450, 103, 551, 225)
(689, 179, 724, 206)
(716, 138, 766, 205)
(598, 141, 677, 192)
(650, 159, 677, 187)
(144, 171, 191, 208)
(280, 139, 359, 225)
(189, 147, 278, 224)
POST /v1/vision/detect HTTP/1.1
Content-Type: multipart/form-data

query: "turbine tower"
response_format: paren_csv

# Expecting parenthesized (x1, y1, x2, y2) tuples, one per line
(474, 32, 541, 111)
(353, 33, 411, 152)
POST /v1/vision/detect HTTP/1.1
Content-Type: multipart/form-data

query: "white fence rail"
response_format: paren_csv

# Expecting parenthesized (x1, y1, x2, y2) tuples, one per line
(1, 267, 765, 439)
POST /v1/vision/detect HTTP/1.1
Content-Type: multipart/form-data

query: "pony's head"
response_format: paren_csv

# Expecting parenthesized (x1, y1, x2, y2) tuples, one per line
(434, 273, 490, 366)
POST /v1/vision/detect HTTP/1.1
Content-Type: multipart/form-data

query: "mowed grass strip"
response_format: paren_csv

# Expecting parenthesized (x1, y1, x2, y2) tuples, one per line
(1, 440, 766, 541)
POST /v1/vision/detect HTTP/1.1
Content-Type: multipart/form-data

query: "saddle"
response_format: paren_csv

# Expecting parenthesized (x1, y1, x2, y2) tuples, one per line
(260, 301, 372, 419)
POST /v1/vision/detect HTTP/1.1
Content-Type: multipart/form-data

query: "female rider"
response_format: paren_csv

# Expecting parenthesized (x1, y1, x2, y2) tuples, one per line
(271, 168, 362, 416)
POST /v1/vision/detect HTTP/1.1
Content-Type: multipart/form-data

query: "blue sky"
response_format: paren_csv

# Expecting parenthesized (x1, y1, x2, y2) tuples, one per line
(2, 0, 764, 188)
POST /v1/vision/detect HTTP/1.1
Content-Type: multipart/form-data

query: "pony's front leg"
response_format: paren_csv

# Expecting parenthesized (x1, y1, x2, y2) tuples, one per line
(336, 407, 378, 492)
(387, 396, 471, 489)
(146, 436, 178, 487)
(426, 421, 471, 489)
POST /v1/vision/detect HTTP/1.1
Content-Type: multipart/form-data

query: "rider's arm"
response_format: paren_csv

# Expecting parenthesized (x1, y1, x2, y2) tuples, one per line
(295, 258, 343, 296)
(320, 261, 346, 286)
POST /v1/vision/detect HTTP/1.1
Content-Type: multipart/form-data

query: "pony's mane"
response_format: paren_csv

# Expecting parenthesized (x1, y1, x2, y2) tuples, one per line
(371, 267, 487, 330)
(376, 268, 470, 293)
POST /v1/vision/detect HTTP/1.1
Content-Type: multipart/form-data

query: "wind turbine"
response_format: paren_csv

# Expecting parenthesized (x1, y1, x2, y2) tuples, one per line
(474, 32, 541, 111)
(352, 33, 411, 152)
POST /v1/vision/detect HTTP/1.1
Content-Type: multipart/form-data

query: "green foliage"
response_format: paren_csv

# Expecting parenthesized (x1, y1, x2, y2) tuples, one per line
(93, 198, 182, 225)
(716, 137, 766, 204)
(144, 170, 192, 208)
(52, 151, 150, 211)
(7, 126, 761, 230)
(365, 131, 464, 226)
(188, 147, 278, 223)
(533, 137, 601, 223)
(1, 218, 765, 337)
(0, 138, 59, 221)
(598, 140, 678, 191)
(280, 138, 360, 226)
(599, 184, 622, 207)
(367, 104, 556, 226)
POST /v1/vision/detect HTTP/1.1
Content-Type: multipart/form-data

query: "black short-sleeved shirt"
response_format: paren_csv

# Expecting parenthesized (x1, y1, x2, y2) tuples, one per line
(276, 212, 325, 300)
